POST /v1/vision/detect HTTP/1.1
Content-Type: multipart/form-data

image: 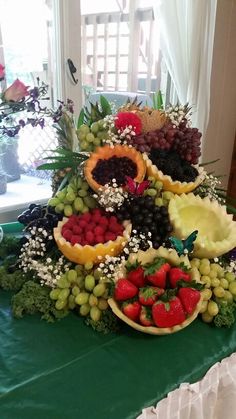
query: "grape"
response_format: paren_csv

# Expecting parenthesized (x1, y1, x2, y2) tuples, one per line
(64, 204, 73, 217)
(90, 306, 102, 322)
(207, 300, 219, 316)
(225, 272, 236, 283)
(89, 294, 98, 306)
(201, 289, 212, 301)
(55, 299, 67, 310)
(80, 303, 91, 316)
(72, 285, 80, 297)
(57, 277, 70, 289)
(97, 298, 108, 310)
(67, 269, 78, 283)
(84, 261, 94, 271)
(50, 288, 61, 300)
(229, 281, 236, 296)
(75, 292, 89, 305)
(222, 290, 234, 303)
(199, 300, 208, 313)
(199, 264, 211, 276)
(213, 286, 225, 298)
(220, 278, 229, 289)
(85, 275, 95, 291)
(90, 122, 99, 134)
(93, 283, 106, 297)
(201, 312, 214, 323)
(77, 120, 109, 151)
(59, 288, 70, 300)
(68, 295, 76, 310)
(211, 278, 220, 288)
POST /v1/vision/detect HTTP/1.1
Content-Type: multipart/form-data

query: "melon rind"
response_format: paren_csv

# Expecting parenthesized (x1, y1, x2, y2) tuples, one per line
(168, 193, 236, 258)
(84, 144, 146, 192)
(53, 218, 131, 265)
(143, 153, 205, 194)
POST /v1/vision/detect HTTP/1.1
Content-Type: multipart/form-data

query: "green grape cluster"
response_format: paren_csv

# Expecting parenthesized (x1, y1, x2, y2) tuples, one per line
(190, 257, 236, 323)
(77, 121, 108, 152)
(144, 176, 175, 207)
(48, 175, 97, 217)
(49, 263, 109, 322)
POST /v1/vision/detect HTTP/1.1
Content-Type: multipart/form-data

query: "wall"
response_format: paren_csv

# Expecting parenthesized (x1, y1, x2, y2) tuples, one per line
(202, 0, 236, 189)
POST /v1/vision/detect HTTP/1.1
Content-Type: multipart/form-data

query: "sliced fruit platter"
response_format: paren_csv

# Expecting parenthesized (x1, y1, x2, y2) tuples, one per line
(1, 94, 236, 335)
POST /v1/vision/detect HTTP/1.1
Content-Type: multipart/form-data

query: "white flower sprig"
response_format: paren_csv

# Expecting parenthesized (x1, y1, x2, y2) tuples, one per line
(93, 178, 128, 212)
(195, 173, 224, 203)
(18, 227, 70, 287)
(166, 104, 192, 128)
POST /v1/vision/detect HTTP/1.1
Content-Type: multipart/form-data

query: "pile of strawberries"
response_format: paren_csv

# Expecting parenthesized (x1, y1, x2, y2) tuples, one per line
(113, 258, 201, 328)
(61, 209, 124, 246)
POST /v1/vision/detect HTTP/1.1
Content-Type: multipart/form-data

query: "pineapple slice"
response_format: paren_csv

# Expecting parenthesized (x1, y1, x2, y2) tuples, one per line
(168, 193, 236, 258)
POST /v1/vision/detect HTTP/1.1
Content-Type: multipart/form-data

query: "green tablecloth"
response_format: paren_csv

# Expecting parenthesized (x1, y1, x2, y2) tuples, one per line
(1, 291, 236, 419)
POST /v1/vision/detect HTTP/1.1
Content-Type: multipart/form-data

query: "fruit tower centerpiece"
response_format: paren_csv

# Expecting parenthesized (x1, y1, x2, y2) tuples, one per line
(1, 94, 236, 334)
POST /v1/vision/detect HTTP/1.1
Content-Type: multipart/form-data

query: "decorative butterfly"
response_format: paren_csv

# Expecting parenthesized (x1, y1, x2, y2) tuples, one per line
(125, 176, 150, 195)
(169, 230, 198, 256)
(125, 176, 150, 196)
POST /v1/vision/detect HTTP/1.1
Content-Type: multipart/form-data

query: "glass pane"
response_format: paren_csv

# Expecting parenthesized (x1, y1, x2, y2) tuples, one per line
(0, 0, 57, 222)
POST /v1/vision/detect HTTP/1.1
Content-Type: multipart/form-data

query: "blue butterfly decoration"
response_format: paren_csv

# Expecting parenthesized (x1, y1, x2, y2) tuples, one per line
(169, 230, 198, 256)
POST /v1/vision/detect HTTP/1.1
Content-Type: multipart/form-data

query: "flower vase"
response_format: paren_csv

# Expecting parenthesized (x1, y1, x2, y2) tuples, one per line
(1, 136, 21, 182)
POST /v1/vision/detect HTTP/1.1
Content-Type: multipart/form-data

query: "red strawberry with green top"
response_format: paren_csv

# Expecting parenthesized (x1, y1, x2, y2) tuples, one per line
(139, 286, 164, 306)
(169, 266, 191, 288)
(126, 266, 146, 288)
(140, 306, 154, 326)
(122, 300, 141, 321)
(152, 296, 186, 328)
(145, 258, 170, 288)
(114, 278, 138, 301)
(178, 287, 201, 314)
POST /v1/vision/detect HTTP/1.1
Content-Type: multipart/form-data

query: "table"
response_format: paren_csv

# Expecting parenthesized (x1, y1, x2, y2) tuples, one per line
(1, 289, 236, 419)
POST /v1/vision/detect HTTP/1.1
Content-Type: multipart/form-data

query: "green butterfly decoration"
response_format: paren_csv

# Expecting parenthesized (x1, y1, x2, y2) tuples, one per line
(169, 230, 198, 256)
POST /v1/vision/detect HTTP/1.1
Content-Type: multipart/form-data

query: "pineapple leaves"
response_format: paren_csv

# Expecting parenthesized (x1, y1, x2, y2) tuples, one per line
(77, 108, 85, 129)
(152, 90, 164, 110)
(100, 95, 112, 115)
(36, 147, 88, 172)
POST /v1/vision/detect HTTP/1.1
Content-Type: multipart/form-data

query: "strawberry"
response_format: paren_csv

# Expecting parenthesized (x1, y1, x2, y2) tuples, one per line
(169, 266, 191, 288)
(152, 296, 186, 328)
(139, 306, 154, 326)
(145, 258, 170, 288)
(122, 300, 141, 321)
(126, 266, 146, 288)
(114, 278, 138, 301)
(178, 287, 201, 314)
(139, 286, 164, 306)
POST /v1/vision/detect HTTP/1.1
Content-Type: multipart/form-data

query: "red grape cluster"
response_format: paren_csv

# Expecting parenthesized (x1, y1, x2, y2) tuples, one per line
(128, 120, 202, 165)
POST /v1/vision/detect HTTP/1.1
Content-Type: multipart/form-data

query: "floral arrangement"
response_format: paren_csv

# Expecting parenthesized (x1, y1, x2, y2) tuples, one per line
(1, 92, 236, 334)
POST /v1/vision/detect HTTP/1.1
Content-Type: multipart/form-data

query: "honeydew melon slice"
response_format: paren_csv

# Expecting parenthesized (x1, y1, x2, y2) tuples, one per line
(168, 193, 236, 259)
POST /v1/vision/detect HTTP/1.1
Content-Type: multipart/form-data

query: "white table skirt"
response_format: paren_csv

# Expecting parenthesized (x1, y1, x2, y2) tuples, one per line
(137, 353, 236, 419)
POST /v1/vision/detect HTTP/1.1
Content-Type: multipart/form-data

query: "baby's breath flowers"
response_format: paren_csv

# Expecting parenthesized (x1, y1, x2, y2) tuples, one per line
(97, 230, 152, 281)
(165, 104, 192, 128)
(194, 173, 224, 203)
(18, 227, 70, 287)
(93, 178, 128, 212)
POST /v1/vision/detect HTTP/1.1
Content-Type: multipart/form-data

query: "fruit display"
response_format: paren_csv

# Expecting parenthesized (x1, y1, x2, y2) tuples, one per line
(2, 94, 236, 336)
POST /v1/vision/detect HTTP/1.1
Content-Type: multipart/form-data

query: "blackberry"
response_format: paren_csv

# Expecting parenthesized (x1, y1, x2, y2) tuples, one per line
(116, 196, 173, 248)
(91, 156, 137, 186)
(149, 149, 198, 183)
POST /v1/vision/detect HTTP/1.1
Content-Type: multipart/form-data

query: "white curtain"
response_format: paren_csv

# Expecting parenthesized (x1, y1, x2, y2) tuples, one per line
(154, 0, 217, 137)
(137, 352, 236, 419)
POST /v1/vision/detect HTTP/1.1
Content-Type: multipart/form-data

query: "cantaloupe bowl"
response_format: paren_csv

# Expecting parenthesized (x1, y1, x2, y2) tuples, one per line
(53, 218, 132, 265)
(84, 144, 146, 192)
(168, 193, 236, 258)
(143, 153, 205, 194)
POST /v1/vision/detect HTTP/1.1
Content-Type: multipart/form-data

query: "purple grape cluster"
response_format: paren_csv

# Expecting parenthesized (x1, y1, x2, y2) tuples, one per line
(128, 121, 202, 165)
(17, 204, 63, 231)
